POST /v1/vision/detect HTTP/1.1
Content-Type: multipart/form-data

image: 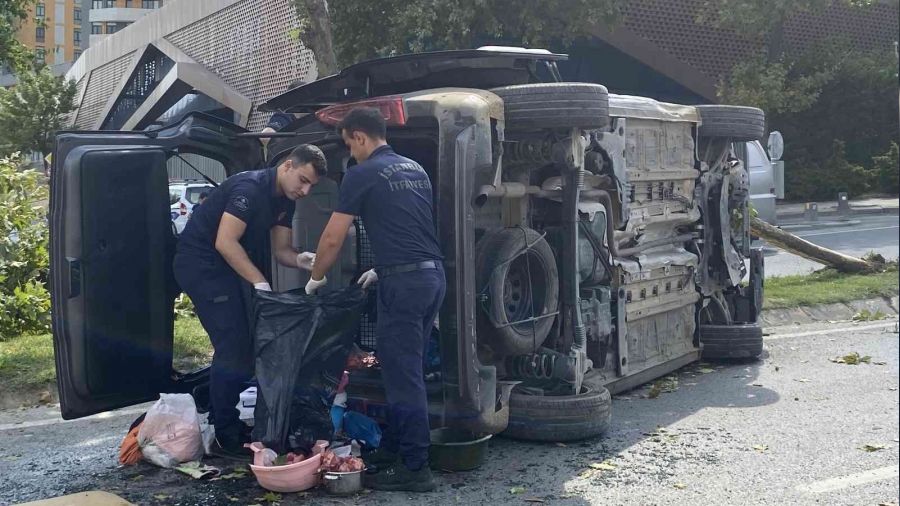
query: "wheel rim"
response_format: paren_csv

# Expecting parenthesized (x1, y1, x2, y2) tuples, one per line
(502, 253, 547, 332)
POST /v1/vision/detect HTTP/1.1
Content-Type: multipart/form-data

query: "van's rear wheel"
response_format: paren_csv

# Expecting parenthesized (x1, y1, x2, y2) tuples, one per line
(696, 105, 766, 141)
(476, 228, 559, 355)
(502, 371, 611, 442)
(491, 83, 610, 130)
(700, 323, 764, 359)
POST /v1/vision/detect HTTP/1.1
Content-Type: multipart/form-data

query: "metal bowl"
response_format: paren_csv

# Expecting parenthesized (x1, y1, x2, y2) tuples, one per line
(428, 428, 492, 472)
(323, 469, 364, 495)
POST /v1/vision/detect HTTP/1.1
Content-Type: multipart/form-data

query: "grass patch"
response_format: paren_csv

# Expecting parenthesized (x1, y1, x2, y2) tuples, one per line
(172, 316, 213, 372)
(0, 332, 56, 391)
(764, 267, 899, 309)
(0, 317, 213, 391)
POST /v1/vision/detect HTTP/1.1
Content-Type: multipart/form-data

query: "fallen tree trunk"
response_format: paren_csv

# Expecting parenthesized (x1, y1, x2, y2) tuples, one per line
(750, 217, 874, 273)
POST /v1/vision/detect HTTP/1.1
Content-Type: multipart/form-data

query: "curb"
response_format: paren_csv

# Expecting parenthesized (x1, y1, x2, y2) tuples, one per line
(760, 295, 900, 327)
(0, 383, 58, 411)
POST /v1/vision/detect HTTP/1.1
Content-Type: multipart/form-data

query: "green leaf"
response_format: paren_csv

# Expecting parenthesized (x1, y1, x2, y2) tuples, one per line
(509, 486, 526, 494)
(861, 443, 886, 452)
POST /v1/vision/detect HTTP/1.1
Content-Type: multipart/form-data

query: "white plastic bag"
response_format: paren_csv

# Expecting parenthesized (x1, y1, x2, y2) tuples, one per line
(199, 419, 216, 456)
(137, 394, 203, 468)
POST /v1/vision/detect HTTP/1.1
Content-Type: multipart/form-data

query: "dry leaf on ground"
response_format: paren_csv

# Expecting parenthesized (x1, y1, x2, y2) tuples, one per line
(830, 352, 872, 365)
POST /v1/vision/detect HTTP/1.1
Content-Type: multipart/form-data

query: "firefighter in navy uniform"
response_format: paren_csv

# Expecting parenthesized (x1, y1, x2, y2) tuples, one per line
(174, 144, 327, 460)
(308, 108, 445, 492)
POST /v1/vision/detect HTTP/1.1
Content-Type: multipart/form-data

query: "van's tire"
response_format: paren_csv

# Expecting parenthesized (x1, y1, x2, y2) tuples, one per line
(700, 323, 764, 359)
(490, 83, 610, 130)
(696, 105, 766, 141)
(476, 228, 559, 355)
(503, 371, 612, 442)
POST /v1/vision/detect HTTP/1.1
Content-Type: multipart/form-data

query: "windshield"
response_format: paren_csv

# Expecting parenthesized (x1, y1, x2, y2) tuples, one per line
(185, 187, 210, 204)
(168, 188, 184, 205)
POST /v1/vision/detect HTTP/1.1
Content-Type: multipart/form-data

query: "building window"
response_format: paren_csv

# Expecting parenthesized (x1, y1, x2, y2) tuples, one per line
(125, 0, 133, 6)
(91, 23, 102, 34)
(74, 30, 81, 44)
(106, 22, 119, 34)
(74, 7, 81, 21)
(142, 0, 160, 9)
(74, 49, 82, 59)
(35, 48, 45, 64)
(92, 0, 115, 8)
(35, 3, 45, 17)
(35, 26, 45, 42)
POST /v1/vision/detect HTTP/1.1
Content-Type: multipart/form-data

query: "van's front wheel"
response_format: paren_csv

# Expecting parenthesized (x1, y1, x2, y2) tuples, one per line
(502, 371, 611, 442)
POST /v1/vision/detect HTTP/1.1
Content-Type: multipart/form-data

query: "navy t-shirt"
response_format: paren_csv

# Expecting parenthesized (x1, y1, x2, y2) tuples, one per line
(335, 145, 442, 268)
(177, 167, 294, 270)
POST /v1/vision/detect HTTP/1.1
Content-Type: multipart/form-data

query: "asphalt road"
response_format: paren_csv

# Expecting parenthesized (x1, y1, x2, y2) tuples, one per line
(1, 319, 898, 506)
(760, 214, 899, 277)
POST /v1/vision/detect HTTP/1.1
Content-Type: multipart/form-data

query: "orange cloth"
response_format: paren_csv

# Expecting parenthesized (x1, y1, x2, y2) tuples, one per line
(119, 422, 143, 465)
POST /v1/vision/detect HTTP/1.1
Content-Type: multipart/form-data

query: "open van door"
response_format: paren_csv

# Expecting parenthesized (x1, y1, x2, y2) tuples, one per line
(50, 112, 263, 419)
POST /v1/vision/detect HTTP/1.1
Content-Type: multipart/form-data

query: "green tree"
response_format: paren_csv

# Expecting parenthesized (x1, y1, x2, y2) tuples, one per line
(0, 67, 76, 157)
(0, 153, 50, 340)
(702, 0, 899, 199)
(872, 142, 899, 195)
(1, 0, 35, 73)
(294, 0, 626, 70)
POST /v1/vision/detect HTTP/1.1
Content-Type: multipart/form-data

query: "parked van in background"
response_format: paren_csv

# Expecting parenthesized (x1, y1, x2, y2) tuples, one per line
(736, 131, 785, 225)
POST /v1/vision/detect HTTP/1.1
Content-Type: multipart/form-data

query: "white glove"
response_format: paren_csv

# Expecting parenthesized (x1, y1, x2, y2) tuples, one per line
(305, 276, 327, 295)
(357, 269, 378, 289)
(296, 251, 316, 271)
(253, 282, 272, 291)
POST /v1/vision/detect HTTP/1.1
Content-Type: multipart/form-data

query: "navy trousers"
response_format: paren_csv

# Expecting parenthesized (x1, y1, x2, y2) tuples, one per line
(173, 253, 253, 443)
(375, 264, 446, 470)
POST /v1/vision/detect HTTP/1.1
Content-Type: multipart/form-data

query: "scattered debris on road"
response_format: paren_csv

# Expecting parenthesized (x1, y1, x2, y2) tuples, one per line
(830, 352, 872, 365)
(860, 443, 887, 452)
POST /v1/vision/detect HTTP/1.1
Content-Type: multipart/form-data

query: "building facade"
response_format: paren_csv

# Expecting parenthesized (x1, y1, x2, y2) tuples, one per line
(65, 0, 898, 130)
(85, 0, 163, 47)
(0, 0, 162, 87)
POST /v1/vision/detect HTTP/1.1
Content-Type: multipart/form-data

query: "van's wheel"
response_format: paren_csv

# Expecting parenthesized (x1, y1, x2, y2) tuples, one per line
(502, 371, 612, 442)
(700, 323, 764, 359)
(490, 83, 610, 130)
(696, 105, 766, 141)
(476, 228, 559, 355)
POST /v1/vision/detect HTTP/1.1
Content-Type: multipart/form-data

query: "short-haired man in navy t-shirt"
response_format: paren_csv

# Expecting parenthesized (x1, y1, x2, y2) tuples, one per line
(174, 144, 326, 460)
(308, 108, 445, 492)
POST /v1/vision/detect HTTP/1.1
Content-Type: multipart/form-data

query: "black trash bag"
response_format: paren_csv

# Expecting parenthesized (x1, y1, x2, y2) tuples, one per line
(251, 286, 367, 454)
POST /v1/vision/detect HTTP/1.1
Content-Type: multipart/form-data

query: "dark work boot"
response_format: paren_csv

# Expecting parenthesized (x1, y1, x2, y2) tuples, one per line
(209, 430, 252, 462)
(364, 462, 435, 492)
(362, 447, 400, 468)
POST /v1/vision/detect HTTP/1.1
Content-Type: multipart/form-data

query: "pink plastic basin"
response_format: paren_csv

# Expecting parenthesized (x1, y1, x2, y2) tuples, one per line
(249, 453, 322, 493)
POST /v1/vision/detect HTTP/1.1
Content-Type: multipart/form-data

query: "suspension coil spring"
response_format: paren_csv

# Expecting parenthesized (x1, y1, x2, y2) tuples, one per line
(508, 353, 558, 380)
(506, 137, 554, 164)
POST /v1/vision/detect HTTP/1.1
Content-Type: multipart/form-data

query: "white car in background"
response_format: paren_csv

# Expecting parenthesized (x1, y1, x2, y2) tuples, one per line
(169, 180, 213, 233)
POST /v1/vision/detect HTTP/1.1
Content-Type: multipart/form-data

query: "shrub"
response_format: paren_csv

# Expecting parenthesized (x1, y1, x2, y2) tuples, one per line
(0, 154, 50, 340)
